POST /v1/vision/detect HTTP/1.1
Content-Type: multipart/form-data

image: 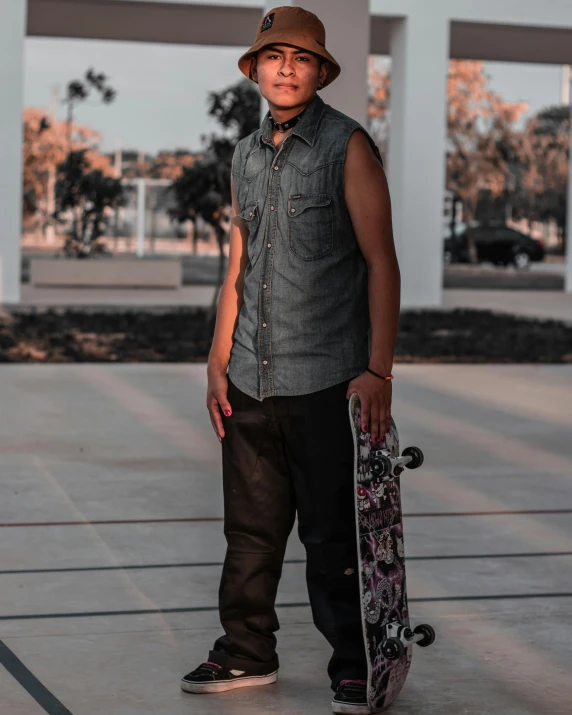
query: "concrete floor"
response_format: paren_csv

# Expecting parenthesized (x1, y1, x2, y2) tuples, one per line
(1, 364, 572, 715)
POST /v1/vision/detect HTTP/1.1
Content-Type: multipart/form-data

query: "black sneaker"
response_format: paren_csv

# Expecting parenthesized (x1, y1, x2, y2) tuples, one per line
(331, 679, 369, 714)
(180, 659, 278, 694)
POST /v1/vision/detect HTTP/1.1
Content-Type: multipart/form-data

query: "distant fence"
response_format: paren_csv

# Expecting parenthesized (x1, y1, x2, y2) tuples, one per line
(22, 178, 227, 257)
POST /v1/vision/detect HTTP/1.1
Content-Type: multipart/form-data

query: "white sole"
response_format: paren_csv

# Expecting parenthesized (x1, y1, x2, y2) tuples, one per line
(181, 671, 277, 694)
(331, 700, 371, 715)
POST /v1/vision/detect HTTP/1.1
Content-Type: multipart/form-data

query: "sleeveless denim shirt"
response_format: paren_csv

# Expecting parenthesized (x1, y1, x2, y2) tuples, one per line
(227, 92, 383, 401)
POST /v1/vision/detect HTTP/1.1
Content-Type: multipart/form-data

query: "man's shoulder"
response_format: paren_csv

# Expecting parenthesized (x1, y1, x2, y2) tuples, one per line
(320, 104, 383, 164)
(235, 130, 262, 155)
(321, 103, 366, 135)
(232, 130, 262, 176)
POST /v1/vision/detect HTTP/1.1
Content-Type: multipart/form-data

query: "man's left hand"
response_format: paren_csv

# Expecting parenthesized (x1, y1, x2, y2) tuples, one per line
(346, 371, 392, 441)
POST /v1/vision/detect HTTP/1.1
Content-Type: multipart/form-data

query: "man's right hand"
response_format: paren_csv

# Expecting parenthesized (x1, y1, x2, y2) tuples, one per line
(206, 367, 233, 442)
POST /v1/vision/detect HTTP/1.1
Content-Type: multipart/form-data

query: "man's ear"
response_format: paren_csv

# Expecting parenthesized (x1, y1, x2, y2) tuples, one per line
(250, 56, 258, 81)
(318, 60, 328, 88)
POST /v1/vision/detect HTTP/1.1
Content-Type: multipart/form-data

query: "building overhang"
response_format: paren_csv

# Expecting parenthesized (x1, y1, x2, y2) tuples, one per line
(27, 0, 572, 65)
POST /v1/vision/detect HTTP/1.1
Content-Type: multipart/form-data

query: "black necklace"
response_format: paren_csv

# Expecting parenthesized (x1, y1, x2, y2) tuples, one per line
(269, 108, 305, 133)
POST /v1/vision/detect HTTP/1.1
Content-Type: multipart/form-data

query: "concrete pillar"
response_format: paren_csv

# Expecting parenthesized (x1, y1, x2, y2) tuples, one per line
(136, 178, 146, 258)
(566, 100, 572, 293)
(260, 0, 370, 126)
(302, 0, 370, 125)
(0, 0, 26, 304)
(388, 13, 450, 307)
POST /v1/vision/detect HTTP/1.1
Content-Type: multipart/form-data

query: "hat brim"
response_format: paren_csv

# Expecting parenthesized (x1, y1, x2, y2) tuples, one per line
(238, 34, 341, 88)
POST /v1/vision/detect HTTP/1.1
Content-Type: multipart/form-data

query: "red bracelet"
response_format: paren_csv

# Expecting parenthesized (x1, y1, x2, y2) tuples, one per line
(366, 367, 394, 381)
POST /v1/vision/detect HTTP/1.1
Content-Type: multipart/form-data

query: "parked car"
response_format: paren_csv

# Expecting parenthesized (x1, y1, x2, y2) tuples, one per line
(444, 224, 545, 269)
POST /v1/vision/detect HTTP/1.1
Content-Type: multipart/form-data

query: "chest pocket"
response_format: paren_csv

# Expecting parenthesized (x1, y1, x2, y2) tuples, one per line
(238, 200, 262, 261)
(241, 147, 267, 182)
(287, 193, 333, 260)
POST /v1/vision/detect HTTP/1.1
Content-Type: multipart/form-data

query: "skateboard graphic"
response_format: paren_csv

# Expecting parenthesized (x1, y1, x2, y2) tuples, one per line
(348, 392, 435, 712)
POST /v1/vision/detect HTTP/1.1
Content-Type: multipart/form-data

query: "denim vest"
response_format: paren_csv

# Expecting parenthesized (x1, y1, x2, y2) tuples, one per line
(227, 92, 383, 401)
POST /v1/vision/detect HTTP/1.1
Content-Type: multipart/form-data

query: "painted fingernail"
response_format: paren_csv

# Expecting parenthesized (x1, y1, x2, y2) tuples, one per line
(224, 409, 231, 416)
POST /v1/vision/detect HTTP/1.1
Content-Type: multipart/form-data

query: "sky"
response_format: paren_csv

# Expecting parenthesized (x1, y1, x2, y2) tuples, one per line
(24, 36, 568, 155)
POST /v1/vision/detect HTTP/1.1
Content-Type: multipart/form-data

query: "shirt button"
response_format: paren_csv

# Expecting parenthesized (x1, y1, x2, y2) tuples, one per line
(274, 165, 279, 170)
(267, 243, 271, 248)
(290, 208, 295, 213)
(263, 323, 267, 327)
(270, 205, 275, 210)
(262, 284, 267, 289)
(249, 212, 253, 216)
(262, 360, 268, 365)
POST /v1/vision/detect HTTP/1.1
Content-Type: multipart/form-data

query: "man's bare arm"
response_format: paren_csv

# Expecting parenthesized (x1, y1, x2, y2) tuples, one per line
(344, 128, 400, 377)
(343, 128, 400, 438)
(208, 175, 249, 372)
(206, 174, 249, 440)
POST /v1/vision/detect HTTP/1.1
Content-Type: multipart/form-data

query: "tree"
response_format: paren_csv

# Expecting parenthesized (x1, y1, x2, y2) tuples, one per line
(44, 68, 122, 257)
(518, 106, 570, 250)
(151, 150, 197, 181)
(23, 108, 104, 232)
(63, 69, 116, 150)
(170, 78, 261, 317)
(367, 57, 390, 160)
(366, 60, 529, 227)
(170, 153, 232, 256)
(54, 149, 125, 258)
(203, 78, 261, 140)
(446, 61, 528, 224)
(170, 78, 260, 255)
(23, 109, 65, 223)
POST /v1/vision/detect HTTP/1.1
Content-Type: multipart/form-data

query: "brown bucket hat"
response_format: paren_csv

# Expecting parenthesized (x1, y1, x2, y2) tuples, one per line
(238, 6, 341, 89)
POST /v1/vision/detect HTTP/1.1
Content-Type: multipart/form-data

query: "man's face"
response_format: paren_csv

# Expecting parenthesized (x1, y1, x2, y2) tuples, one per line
(251, 43, 328, 106)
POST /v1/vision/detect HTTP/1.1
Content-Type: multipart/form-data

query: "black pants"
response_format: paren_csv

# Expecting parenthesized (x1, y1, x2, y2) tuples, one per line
(210, 375, 367, 690)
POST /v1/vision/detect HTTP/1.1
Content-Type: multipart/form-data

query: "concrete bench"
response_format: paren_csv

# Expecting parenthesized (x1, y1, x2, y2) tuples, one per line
(29, 258, 182, 289)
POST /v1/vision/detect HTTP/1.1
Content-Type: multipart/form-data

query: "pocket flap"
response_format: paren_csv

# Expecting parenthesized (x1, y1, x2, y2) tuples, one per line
(238, 201, 259, 221)
(288, 194, 332, 217)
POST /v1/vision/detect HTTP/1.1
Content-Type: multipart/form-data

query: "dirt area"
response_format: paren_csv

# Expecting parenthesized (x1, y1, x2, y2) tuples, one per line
(0, 308, 570, 363)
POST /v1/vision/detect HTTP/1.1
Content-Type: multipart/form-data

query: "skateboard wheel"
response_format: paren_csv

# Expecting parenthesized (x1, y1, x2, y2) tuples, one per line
(370, 455, 391, 478)
(402, 446, 424, 470)
(414, 624, 435, 647)
(381, 637, 405, 660)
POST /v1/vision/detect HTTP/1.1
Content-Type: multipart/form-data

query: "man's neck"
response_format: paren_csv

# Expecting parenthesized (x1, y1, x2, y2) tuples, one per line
(267, 92, 316, 125)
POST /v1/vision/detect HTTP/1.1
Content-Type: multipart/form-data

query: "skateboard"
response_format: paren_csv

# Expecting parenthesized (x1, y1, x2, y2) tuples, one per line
(348, 392, 435, 712)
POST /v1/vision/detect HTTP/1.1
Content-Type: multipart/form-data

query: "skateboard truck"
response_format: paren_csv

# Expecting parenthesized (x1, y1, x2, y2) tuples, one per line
(381, 620, 436, 660)
(369, 446, 424, 481)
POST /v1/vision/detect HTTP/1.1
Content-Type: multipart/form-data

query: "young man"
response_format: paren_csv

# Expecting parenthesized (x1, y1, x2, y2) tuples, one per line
(181, 6, 400, 714)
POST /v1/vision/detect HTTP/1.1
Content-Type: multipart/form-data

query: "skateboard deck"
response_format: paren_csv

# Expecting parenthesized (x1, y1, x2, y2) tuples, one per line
(348, 392, 434, 713)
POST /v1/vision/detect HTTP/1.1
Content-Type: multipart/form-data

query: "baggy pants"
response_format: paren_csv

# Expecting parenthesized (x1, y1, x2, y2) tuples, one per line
(210, 375, 367, 690)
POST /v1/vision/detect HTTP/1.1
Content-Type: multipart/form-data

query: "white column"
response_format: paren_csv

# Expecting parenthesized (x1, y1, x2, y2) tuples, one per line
(260, 0, 370, 125)
(561, 65, 571, 106)
(566, 104, 572, 293)
(304, 0, 370, 125)
(388, 13, 450, 307)
(0, 0, 26, 304)
(136, 178, 146, 258)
